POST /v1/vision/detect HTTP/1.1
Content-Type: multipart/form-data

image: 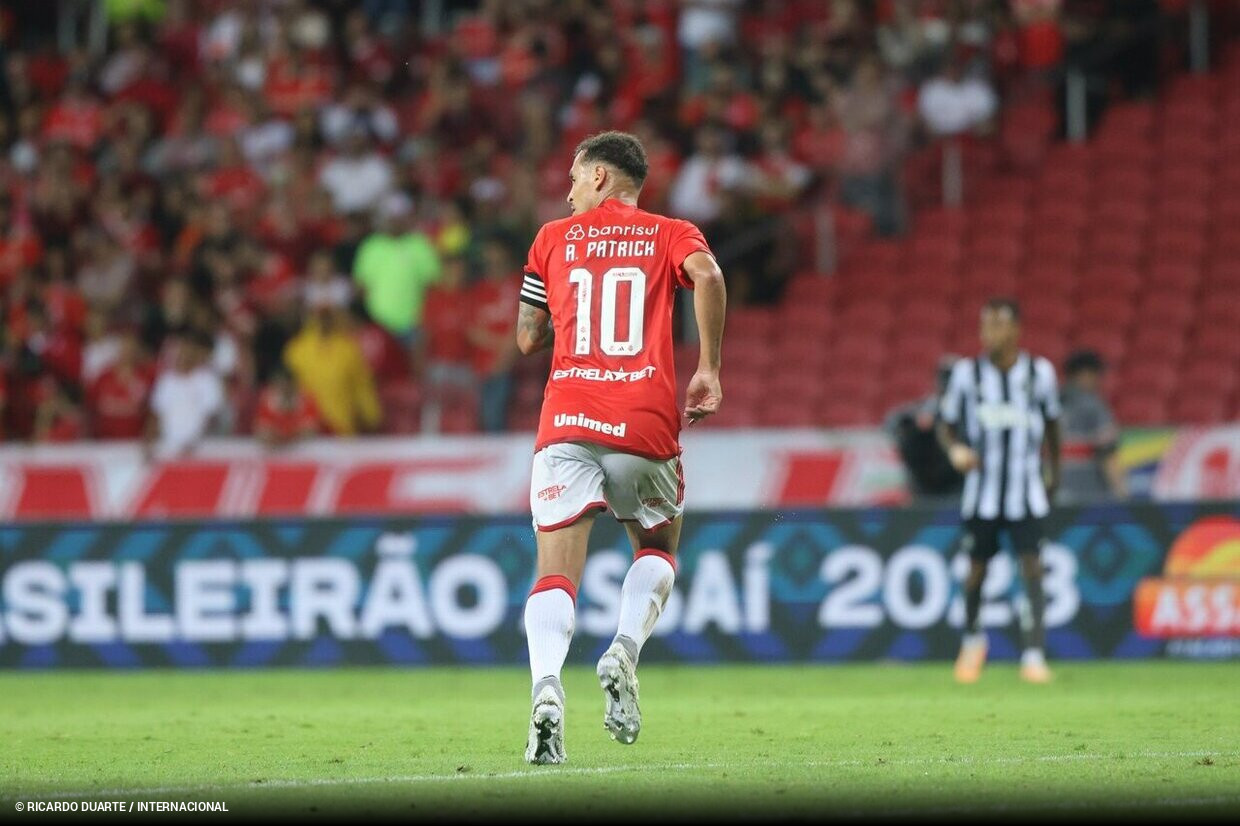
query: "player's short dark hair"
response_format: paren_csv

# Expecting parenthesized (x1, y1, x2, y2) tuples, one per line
(574, 131, 648, 187)
(1064, 349, 1105, 376)
(982, 297, 1020, 321)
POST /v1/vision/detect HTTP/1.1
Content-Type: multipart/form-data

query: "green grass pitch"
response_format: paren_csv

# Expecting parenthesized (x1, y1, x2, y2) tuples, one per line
(2, 662, 1238, 820)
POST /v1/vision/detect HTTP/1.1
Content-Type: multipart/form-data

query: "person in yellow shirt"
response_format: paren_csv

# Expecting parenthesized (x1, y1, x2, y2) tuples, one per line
(284, 302, 381, 436)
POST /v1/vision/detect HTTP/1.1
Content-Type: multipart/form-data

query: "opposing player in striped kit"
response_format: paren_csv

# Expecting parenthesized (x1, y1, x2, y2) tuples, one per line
(514, 131, 727, 763)
(938, 298, 1062, 684)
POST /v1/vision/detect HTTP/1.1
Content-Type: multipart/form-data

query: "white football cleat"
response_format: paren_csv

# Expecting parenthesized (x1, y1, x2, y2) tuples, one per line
(525, 684, 566, 765)
(597, 642, 641, 745)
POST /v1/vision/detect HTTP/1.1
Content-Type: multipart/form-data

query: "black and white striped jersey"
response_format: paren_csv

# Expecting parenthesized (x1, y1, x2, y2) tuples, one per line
(939, 352, 1061, 520)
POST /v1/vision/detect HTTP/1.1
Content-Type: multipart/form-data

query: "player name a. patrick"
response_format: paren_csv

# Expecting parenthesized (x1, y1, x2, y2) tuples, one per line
(585, 239, 657, 258)
(553, 412, 628, 437)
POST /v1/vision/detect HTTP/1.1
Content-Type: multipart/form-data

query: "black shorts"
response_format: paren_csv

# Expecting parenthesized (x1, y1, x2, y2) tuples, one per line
(960, 517, 1047, 561)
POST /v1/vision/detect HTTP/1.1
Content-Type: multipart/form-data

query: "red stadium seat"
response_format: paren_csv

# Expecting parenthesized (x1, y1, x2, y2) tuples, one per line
(1158, 165, 1214, 196)
(1118, 363, 1179, 396)
(767, 371, 826, 406)
(897, 300, 953, 332)
(1093, 167, 1154, 200)
(1199, 292, 1240, 328)
(1177, 361, 1239, 398)
(1169, 394, 1228, 425)
(1096, 135, 1150, 169)
(1035, 169, 1091, 203)
(1154, 196, 1212, 230)
(1161, 100, 1218, 135)
(726, 307, 777, 340)
(890, 330, 950, 363)
(1126, 328, 1188, 364)
(725, 342, 775, 376)
(780, 303, 835, 337)
(1080, 264, 1141, 298)
(826, 335, 888, 369)
(1001, 99, 1059, 167)
(837, 299, 894, 330)
(849, 240, 905, 272)
(708, 403, 761, 429)
(1031, 199, 1090, 229)
(783, 274, 838, 307)
(1114, 395, 1169, 427)
(907, 235, 964, 268)
(966, 234, 1024, 268)
(1076, 294, 1134, 326)
(1085, 230, 1145, 265)
(1025, 232, 1082, 268)
(1069, 329, 1128, 365)
(1206, 255, 1240, 288)
(726, 372, 767, 405)
(915, 207, 970, 238)
(1020, 263, 1079, 297)
(882, 369, 937, 406)
(1021, 298, 1074, 332)
(1158, 134, 1216, 167)
(818, 399, 876, 428)
(1150, 228, 1207, 261)
(824, 370, 881, 402)
(1189, 327, 1240, 361)
(1093, 199, 1150, 232)
(1145, 259, 1203, 291)
(969, 201, 1028, 234)
(1135, 290, 1196, 329)
(1096, 101, 1155, 139)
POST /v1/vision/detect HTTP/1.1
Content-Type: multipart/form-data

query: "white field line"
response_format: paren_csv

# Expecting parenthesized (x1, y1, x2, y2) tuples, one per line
(3, 749, 1237, 802)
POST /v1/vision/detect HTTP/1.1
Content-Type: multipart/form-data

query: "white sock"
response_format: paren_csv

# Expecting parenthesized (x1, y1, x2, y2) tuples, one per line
(614, 552, 676, 660)
(962, 631, 987, 649)
(1021, 647, 1046, 667)
(524, 583, 575, 688)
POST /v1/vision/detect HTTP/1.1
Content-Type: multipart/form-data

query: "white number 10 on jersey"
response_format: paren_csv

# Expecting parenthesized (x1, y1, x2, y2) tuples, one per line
(568, 266, 646, 356)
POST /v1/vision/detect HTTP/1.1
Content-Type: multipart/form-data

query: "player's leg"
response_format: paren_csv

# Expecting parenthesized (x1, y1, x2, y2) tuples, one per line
(1014, 520, 1052, 683)
(613, 517, 681, 665)
(955, 519, 997, 684)
(595, 450, 684, 744)
(524, 445, 607, 764)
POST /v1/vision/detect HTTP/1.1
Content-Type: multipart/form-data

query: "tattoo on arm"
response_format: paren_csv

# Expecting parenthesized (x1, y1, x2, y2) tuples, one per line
(518, 303, 553, 352)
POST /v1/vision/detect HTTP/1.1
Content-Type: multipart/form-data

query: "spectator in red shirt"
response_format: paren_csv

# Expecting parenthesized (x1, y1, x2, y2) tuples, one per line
(418, 254, 476, 432)
(18, 299, 82, 387)
(1011, 0, 1064, 71)
(42, 74, 104, 151)
(254, 365, 321, 448)
(468, 240, 520, 432)
(421, 254, 474, 382)
(34, 379, 85, 444)
(202, 136, 267, 216)
(0, 365, 8, 441)
(87, 327, 154, 440)
(0, 196, 44, 287)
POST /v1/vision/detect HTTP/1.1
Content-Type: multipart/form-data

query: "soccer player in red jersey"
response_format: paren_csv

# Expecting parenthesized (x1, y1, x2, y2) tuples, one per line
(515, 132, 726, 764)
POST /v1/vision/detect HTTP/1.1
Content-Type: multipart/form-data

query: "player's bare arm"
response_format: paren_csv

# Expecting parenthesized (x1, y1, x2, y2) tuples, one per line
(516, 302, 554, 355)
(1042, 417, 1061, 501)
(683, 250, 725, 424)
(936, 420, 978, 472)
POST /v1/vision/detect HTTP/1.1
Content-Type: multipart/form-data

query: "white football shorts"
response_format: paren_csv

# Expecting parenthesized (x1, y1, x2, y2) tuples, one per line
(530, 441, 685, 532)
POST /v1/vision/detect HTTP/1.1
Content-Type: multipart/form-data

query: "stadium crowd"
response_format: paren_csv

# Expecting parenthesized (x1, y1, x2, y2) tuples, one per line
(0, 0, 1188, 445)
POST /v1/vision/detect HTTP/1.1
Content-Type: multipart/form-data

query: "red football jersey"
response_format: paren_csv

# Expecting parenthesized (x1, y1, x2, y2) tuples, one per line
(521, 198, 712, 459)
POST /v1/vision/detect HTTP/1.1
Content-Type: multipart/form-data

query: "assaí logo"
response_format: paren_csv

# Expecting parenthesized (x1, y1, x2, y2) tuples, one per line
(1133, 516, 1240, 641)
